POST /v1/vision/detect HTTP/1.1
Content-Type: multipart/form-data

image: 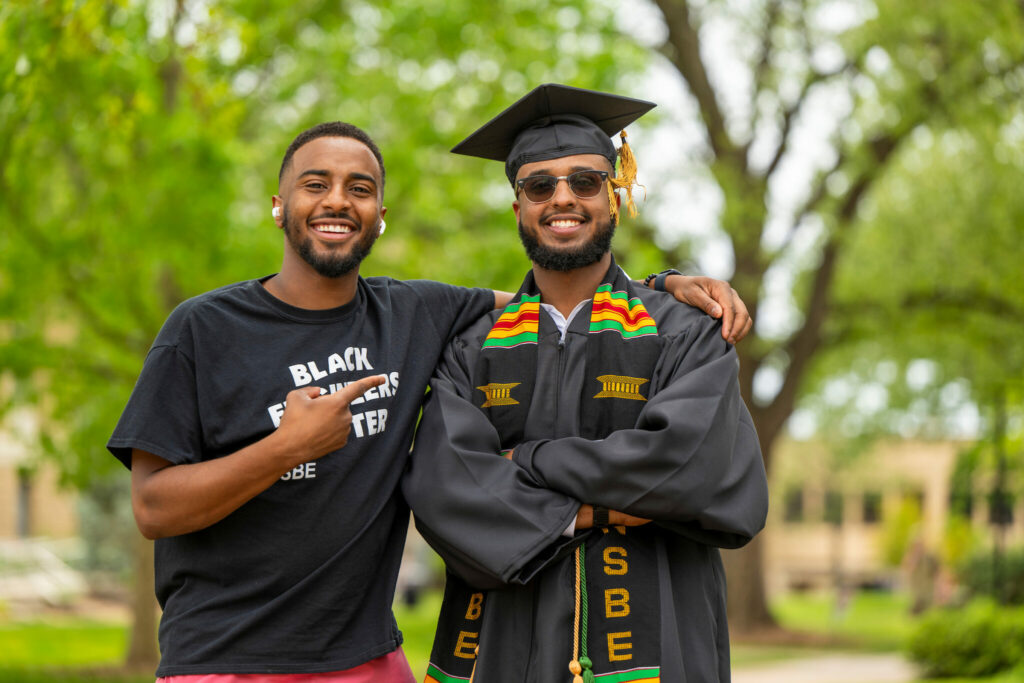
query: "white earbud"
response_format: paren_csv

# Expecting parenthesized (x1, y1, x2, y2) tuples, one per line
(272, 206, 282, 219)
(378, 219, 386, 236)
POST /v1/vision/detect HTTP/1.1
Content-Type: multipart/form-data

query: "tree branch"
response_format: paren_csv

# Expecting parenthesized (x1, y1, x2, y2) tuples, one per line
(750, 235, 838, 448)
(744, 0, 784, 161)
(764, 61, 853, 179)
(652, 0, 739, 164)
(751, 0, 783, 101)
(824, 288, 1024, 351)
(159, 0, 187, 113)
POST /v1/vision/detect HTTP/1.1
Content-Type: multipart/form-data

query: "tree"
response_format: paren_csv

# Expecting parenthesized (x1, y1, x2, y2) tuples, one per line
(627, 0, 1024, 633)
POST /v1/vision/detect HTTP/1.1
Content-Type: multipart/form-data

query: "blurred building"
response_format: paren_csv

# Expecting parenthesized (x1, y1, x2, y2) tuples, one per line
(766, 438, 1023, 595)
(0, 407, 84, 607)
(0, 407, 78, 540)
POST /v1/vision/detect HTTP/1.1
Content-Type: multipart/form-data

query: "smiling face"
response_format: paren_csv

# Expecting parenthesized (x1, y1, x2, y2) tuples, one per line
(512, 153, 617, 272)
(273, 136, 386, 279)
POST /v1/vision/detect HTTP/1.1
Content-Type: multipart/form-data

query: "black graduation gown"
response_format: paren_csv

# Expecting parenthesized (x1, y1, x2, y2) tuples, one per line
(402, 285, 769, 683)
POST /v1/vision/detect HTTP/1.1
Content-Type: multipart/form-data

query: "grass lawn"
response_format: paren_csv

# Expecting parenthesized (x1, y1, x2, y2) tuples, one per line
(769, 589, 917, 650)
(0, 595, 444, 682)
(726, 589, 918, 673)
(0, 615, 149, 683)
(0, 672, 151, 683)
(394, 591, 443, 678)
(0, 620, 131, 667)
(2, 590, 1022, 682)
(927, 669, 1024, 683)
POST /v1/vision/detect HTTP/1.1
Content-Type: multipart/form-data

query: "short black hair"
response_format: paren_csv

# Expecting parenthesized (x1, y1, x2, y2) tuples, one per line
(278, 121, 386, 190)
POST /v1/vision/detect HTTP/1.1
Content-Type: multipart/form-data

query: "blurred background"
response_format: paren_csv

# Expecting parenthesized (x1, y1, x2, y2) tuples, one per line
(1, 0, 1022, 681)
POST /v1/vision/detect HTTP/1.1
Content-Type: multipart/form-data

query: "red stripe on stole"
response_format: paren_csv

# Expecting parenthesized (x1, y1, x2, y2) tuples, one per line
(491, 310, 539, 331)
(591, 299, 654, 327)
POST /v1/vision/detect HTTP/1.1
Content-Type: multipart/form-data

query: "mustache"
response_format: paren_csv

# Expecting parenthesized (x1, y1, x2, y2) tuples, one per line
(540, 211, 590, 222)
(308, 211, 360, 226)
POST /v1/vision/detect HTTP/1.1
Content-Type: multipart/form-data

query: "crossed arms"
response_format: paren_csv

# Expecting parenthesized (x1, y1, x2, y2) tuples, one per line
(401, 313, 769, 589)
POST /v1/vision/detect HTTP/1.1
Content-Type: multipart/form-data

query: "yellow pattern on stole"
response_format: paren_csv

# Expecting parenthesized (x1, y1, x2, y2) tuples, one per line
(477, 382, 521, 408)
(593, 375, 648, 401)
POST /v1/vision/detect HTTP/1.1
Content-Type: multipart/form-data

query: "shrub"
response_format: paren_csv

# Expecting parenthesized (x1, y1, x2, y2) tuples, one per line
(908, 600, 1024, 677)
(959, 547, 1024, 605)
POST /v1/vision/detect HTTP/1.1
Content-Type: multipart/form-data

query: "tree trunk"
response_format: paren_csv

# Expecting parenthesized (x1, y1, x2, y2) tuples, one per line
(723, 533, 776, 635)
(124, 531, 160, 672)
(724, 350, 787, 635)
(723, 424, 780, 637)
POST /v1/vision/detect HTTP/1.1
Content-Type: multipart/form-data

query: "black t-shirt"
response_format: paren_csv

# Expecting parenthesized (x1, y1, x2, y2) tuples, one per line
(108, 276, 493, 676)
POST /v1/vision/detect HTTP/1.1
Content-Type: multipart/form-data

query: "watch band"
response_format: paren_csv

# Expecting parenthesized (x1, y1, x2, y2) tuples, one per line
(644, 268, 683, 291)
(654, 268, 683, 292)
(593, 505, 610, 527)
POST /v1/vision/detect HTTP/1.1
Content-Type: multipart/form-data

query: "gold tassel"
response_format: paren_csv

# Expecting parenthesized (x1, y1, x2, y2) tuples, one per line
(608, 130, 642, 220)
(607, 179, 619, 224)
(568, 546, 584, 683)
(570, 658, 584, 683)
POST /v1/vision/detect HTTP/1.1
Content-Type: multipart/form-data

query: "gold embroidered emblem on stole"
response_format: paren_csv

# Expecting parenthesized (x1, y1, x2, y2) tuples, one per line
(477, 382, 521, 408)
(594, 374, 648, 401)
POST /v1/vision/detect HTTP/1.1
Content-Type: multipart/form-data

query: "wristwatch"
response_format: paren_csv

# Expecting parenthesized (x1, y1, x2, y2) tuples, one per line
(643, 268, 683, 291)
(593, 505, 610, 527)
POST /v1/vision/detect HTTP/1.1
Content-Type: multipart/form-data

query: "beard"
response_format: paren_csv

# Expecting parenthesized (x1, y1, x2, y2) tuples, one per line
(518, 215, 616, 272)
(283, 206, 376, 278)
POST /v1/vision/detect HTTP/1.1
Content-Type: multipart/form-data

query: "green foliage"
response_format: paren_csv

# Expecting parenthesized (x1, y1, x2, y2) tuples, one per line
(880, 496, 922, 567)
(908, 600, 1024, 677)
(829, 122, 1024, 392)
(765, 0, 1024, 451)
(959, 547, 1024, 606)
(949, 444, 982, 518)
(0, 0, 648, 489)
(941, 515, 979, 570)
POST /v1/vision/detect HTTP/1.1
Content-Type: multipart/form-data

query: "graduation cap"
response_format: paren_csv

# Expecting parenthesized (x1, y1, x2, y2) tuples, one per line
(452, 84, 656, 220)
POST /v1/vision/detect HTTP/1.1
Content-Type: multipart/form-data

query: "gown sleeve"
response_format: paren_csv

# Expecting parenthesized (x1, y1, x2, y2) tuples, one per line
(511, 314, 769, 549)
(402, 336, 582, 588)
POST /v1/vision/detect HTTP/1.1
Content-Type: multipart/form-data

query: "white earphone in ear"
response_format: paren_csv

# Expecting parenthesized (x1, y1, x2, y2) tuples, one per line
(378, 219, 386, 236)
(272, 206, 282, 218)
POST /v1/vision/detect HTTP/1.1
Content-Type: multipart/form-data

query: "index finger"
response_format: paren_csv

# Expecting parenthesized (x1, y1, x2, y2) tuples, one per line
(329, 375, 388, 404)
(727, 288, 752, 344)
(719, 287, 736, 343)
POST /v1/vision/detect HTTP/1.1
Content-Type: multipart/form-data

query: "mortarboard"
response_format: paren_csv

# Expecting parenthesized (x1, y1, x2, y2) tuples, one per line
(452, 83, 655, 220)
(452, 84, 655, 182)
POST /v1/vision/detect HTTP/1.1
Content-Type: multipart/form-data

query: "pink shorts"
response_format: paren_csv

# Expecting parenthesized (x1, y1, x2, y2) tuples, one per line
(156, 647, 416, 683)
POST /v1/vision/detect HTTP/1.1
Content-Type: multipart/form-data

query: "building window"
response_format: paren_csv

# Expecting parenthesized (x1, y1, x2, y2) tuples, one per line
(783, 487, 804, 523)
(16, 468, 32, 537)
(824, 490, 843, 526)
(862, 491, 882, 524)
(989, 491, 1015, 526)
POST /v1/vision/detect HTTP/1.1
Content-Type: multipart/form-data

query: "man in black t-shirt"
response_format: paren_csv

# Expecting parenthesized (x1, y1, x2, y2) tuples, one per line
(108, 121, 751, 681)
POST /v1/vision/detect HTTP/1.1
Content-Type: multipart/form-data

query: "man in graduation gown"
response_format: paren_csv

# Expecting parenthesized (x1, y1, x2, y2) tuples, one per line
(403, 84, 770, 683)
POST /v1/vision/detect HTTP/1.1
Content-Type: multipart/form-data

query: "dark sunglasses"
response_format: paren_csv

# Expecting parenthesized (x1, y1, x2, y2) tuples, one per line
(515, 170, 610, 203)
